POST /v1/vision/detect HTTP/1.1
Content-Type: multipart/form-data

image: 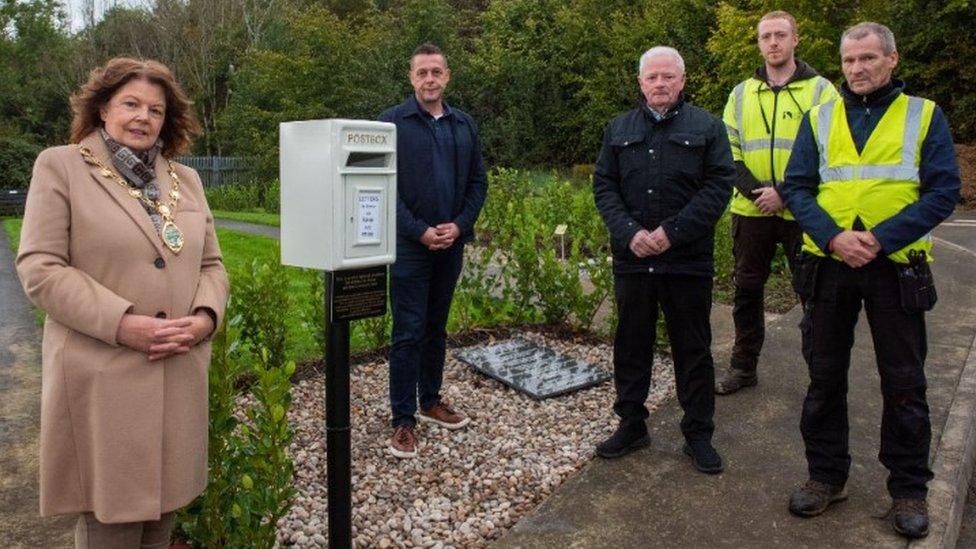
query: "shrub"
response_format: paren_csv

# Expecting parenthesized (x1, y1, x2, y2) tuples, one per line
(233, 258, 290, 369)
(205, 180, 280, 213)
(177, 314, 297, 548)
(0, 135, 42, 189)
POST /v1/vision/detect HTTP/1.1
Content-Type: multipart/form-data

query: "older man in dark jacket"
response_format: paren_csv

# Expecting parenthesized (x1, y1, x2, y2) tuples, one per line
(593, 46, 735, 473)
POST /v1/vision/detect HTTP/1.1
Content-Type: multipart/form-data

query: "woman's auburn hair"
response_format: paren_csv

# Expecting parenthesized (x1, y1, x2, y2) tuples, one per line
(70, 57, 201, 158)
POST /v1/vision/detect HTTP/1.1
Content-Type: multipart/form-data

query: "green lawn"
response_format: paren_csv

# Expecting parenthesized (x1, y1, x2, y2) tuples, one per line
(3, 217, 22, 253)
(212, 210, 280, 227)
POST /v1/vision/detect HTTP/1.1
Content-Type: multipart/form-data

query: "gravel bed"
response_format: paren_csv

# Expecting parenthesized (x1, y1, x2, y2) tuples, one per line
(275, 331, 676, 547)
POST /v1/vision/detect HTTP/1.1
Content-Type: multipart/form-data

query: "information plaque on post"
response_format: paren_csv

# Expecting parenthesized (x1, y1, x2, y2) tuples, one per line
(280, 119, 396, 548)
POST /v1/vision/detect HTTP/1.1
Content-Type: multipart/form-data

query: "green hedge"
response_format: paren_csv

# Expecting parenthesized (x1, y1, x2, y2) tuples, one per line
(0, 135, 42, 189)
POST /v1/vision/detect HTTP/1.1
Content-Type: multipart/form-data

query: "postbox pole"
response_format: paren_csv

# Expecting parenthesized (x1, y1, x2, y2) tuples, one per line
(324, 271, 352, 548)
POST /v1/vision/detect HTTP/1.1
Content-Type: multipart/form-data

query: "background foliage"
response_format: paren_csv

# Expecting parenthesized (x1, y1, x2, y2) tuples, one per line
(1, 0, 974, 187)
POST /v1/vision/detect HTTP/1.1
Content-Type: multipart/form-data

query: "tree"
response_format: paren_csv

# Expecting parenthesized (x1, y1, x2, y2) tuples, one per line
(888, 0, 976, 140)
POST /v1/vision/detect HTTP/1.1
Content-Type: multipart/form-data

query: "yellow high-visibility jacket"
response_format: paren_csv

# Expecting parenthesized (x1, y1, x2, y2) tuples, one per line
(723, 62, 837, 219)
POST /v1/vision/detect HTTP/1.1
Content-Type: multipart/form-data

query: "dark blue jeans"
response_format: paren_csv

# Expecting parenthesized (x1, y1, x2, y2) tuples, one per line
(388, 241, 464, 427)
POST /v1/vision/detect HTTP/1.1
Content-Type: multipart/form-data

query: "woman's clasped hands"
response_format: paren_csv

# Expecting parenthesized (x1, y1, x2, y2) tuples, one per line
(116, 312, 215, 361)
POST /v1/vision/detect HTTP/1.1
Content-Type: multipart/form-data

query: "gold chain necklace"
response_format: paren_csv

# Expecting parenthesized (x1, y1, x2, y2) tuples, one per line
(77, 145, 184, 253)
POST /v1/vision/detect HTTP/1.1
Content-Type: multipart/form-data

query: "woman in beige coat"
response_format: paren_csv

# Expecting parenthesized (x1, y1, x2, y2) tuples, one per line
(16, 57, 229, 548)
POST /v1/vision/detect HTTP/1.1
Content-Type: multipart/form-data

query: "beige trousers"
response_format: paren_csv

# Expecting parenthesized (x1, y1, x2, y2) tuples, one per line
(74, 512, 175, 549)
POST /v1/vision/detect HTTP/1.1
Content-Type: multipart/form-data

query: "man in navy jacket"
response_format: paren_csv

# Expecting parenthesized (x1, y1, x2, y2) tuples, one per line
(379, 43, 487, 459)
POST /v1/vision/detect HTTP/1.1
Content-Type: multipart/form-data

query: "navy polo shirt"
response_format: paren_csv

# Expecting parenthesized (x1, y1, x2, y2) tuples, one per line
(418, 99, 457, 223)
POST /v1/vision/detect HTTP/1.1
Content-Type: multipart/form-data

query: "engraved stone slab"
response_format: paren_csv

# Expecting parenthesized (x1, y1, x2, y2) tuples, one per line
(455, 338, 610, 400)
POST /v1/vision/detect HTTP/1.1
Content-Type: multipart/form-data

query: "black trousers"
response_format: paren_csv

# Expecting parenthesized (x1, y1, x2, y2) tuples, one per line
(731, 214, 802, 371)
(800, 257, 932, 499)
(613, 273, 715, 441)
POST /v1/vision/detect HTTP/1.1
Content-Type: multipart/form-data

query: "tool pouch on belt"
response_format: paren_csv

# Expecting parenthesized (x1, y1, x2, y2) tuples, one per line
(791, 252, 822, 301)
(896, 250, 937, 313)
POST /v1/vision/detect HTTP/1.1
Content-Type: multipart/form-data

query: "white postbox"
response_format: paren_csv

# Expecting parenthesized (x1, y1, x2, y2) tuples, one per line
(280, 119, 397, 270)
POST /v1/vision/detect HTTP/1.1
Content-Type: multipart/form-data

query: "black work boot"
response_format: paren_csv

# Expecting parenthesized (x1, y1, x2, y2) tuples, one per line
(683, 439, 723, 474)
(714, 366, 758, 395)
(891, 498, 929, 539)
(788, 480, 848, 517)
(595, 421, 650, 459)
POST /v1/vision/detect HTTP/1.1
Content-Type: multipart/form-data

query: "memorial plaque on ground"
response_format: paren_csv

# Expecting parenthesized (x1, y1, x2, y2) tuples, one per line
(455, 338, 610, 399)
(329, 266, 387, 321)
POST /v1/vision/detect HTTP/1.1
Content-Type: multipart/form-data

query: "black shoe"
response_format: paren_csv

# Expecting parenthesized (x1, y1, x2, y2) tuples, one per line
(788, 480, 848, 517)
(682, 440, 723, 474)
(714, 367, 758, 395)
(595, 422, 650, 459)
(891, 498, 929, 539)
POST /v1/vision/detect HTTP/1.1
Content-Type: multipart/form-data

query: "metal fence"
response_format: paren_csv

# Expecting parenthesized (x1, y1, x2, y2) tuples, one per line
(177, 156, 253, 187)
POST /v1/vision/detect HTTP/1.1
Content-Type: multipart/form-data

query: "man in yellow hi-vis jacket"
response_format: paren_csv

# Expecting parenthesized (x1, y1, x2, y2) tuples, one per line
(717, 10, 838, 394)
(781, 22, 960, 539)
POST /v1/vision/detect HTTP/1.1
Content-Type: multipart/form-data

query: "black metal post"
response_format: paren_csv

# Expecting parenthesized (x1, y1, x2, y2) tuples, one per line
(324, 271, 352, 548)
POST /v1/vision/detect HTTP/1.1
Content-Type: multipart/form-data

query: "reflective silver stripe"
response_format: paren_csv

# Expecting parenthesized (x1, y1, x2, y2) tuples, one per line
(903, 96, 924, 166)
(812, 78, 829, 105)
(861, 165, 919, 180)
(733, 82, 746, 137)
(821, 165, 920, 182)
(741, 138, 794, 152)
(726, 123, 741, 146)
(815, 100, 835, 174)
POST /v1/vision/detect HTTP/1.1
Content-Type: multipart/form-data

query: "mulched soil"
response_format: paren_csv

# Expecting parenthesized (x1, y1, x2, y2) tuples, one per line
(957, 144, 976, 209)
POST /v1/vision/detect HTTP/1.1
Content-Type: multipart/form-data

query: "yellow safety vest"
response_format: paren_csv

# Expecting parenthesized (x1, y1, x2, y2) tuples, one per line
(802, 94, 936, 264)
(723, 75, 838, 220)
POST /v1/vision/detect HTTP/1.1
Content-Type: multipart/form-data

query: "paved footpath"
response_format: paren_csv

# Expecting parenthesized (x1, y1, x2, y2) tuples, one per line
(497, 213, 976, 549)
(0, 228, 73, 547)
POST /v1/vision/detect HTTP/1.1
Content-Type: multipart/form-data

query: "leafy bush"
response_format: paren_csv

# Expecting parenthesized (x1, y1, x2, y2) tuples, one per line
(0, 135, 42, 189)
(233, 258, 291, 369)
(178, 313, 297, 548)
(205, 180, 281, 213)
(205, 183, 263, 212)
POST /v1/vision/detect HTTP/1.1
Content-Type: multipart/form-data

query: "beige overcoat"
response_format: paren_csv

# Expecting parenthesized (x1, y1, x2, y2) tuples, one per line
(16, 132, 229, 523)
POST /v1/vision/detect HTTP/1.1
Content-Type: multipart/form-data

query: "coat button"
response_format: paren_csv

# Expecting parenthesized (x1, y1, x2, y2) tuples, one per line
(154, 257, 166, 269)
(648, 267, 655, 273)
(647, 189, 654, 194)
(155, 311, 167, 319)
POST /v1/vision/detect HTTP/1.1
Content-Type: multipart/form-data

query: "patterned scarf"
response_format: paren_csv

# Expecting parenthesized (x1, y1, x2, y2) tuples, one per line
(100, 128, 165, 232)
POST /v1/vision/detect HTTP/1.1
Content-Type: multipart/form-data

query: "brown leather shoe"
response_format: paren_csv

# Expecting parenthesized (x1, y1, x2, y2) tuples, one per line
(388, 425, 417, 458)
(418, 400, 470, 430)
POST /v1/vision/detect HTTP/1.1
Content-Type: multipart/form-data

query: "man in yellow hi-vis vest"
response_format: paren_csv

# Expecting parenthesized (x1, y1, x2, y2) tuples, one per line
(781, 22, 960, 539)
(717, 10, 838, 395)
